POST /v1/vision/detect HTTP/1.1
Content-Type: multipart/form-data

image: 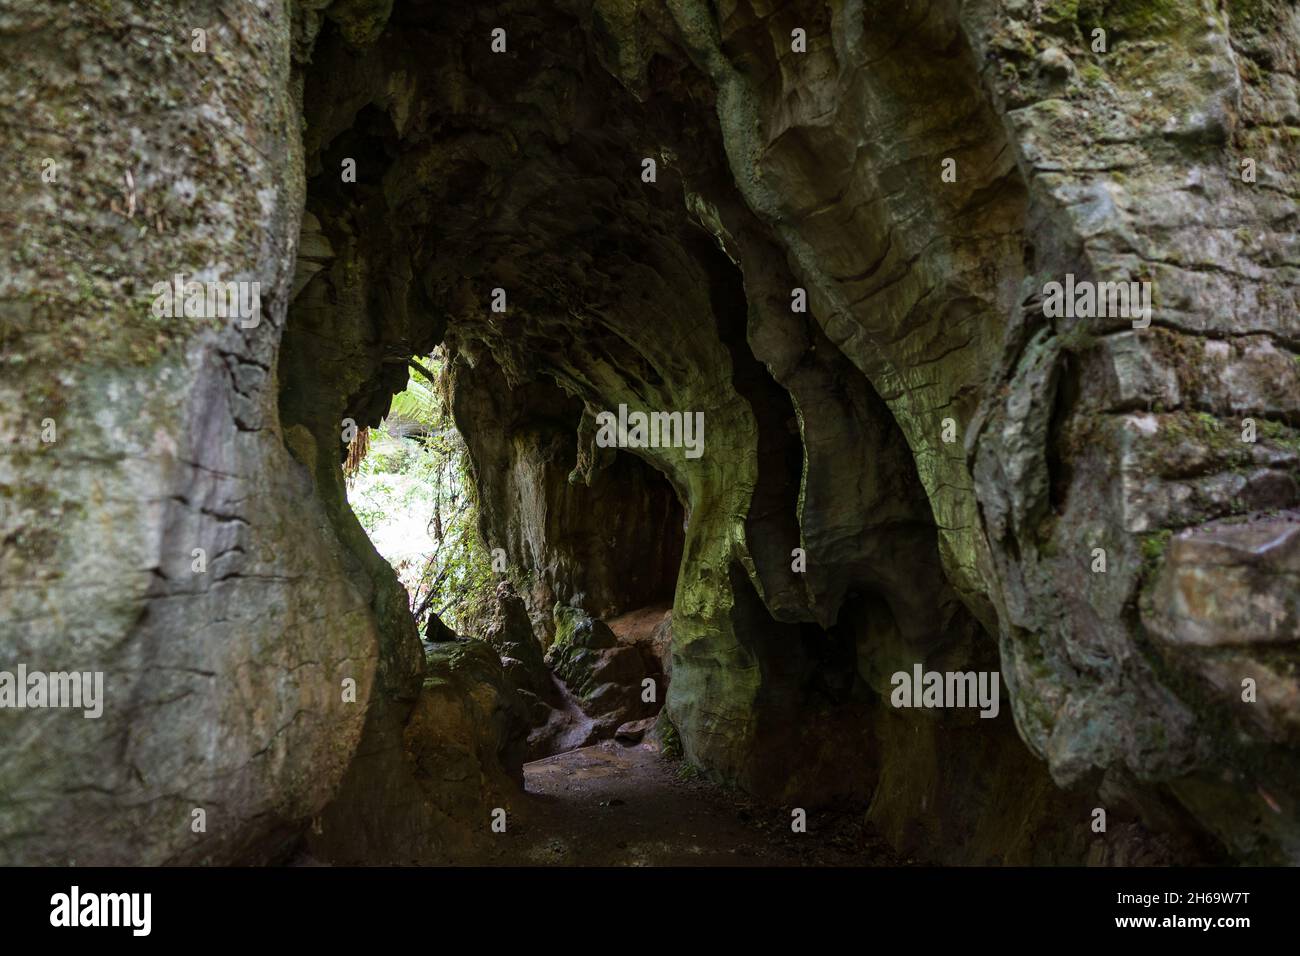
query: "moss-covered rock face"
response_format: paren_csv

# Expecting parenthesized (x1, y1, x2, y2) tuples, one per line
(0, 0, 381, 866)
(4, 0, 1298, 865)
(965, 0, 1300, 862)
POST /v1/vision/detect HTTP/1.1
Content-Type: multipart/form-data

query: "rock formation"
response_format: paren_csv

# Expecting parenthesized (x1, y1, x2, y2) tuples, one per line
(2, 0, 1297, 865)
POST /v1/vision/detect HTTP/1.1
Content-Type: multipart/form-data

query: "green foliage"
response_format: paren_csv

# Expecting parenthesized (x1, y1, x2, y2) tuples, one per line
(658, 715, 683, 761)
(674, 761, 703, 782)
(345, 349, 496, 634)
(387, 370, 440, 425)
(1140, 528, 1173, 573)
(1079, 0, 1184, 39)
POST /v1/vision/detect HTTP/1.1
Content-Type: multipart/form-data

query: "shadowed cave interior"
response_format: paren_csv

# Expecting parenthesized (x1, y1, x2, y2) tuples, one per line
(268, 0, 1255, 867)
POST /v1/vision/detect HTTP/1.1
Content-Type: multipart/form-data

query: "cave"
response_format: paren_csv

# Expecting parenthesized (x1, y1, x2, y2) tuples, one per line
(3, 0, 1299, 876)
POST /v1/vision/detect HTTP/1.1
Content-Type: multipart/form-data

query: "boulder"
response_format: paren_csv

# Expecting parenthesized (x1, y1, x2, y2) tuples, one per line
(305, 639, 530, 864)
(546, 604, 666, 737)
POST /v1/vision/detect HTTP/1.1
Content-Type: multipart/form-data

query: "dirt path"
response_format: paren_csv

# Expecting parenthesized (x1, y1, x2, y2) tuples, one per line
(480, 740, 903, 866)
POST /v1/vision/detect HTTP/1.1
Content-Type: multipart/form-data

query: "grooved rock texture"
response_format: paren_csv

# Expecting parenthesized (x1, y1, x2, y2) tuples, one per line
(0, 0, 378, 865)
(3, 0, 1297, 865)
(964, 0, 1300, 862)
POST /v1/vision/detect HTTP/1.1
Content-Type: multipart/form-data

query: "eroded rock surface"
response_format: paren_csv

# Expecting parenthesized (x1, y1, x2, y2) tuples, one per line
(0, 0, 377, 866)
(546, 603, 667, 737)
(306, 640, 529, 864)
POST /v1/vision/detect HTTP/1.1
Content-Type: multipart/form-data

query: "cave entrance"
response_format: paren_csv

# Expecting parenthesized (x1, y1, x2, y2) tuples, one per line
(343, 349, 490, 637)
(343, 347, 686, 762)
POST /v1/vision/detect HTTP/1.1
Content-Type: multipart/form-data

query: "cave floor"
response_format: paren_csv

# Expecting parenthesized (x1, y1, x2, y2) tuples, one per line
(478, 741, 906, 866)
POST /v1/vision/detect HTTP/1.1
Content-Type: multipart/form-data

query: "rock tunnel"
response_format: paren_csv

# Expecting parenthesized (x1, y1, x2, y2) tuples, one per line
(2, 0, 1299, 866)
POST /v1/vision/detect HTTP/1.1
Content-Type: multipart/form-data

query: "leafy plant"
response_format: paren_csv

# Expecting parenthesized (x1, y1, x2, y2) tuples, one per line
(345, 348, 497, 634)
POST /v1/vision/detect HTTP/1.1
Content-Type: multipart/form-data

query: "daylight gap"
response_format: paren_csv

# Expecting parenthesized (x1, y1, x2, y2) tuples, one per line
(342, 349, 686, 763)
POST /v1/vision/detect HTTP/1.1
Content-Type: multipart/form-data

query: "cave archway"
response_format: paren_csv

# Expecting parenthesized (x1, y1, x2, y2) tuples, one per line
(273, 0, 1051, 863)
(340, 344, 689, 761)
(266, 0, 1236, 867)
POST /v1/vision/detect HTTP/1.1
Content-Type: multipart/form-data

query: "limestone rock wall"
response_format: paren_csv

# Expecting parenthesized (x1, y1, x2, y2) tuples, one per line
(962, 0, 1300, 862)
(445, 352, 684, 634)
(0, 0, 378, 865)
